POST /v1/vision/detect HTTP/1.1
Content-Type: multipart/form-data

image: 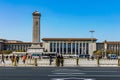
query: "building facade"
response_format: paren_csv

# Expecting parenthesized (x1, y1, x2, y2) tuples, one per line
(97, 41, 120, 56)
(42, 38, 97, 56)
(1, 38, 120, 56)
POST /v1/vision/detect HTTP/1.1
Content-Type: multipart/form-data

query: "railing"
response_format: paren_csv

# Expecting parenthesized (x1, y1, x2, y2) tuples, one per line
(0, 58, 120, 67)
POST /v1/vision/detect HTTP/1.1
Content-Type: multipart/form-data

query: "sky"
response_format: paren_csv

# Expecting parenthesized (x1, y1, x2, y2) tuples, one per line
(0, 0, 120, 42)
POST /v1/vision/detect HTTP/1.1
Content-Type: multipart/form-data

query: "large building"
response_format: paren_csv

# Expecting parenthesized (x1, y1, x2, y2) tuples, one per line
(42, 38, 97, 56)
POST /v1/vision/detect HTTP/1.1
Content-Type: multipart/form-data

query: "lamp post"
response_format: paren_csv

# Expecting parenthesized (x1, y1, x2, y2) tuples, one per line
(89, 30, 95, 56)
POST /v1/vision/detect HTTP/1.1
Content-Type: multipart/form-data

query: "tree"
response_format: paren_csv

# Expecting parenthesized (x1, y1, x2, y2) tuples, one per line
(93, 50, 103, 56)
(1, 50, 12, 54)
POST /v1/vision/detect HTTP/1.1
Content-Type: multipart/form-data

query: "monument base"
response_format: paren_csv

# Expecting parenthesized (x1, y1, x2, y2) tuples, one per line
(27, 43, 44, 53)
(27, 48, 44, 53)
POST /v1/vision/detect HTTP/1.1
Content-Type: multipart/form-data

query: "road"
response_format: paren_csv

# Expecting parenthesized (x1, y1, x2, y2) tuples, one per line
(0, 67, 120, 80)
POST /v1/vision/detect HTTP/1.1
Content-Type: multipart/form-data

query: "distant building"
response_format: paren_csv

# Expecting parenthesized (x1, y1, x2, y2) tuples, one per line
(1, 38, 120, 56)
(0, 38, 42, 51)
(96, 41, 120, 56)
(0, 39, 7, 51)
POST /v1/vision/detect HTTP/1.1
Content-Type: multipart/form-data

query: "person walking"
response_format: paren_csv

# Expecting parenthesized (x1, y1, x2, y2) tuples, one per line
(60, 54, 64, 66)
(22, 54, 27, 64)
(16, 55, 19, 64)
(56, 55, 60, 67)
(49, 55, 53, 65)
(10, 54, 15, 64)
(0, 53, 5, 63)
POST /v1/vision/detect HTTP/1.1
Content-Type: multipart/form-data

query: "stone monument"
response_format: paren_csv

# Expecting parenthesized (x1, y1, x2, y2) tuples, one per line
(27, 11, 44, 53)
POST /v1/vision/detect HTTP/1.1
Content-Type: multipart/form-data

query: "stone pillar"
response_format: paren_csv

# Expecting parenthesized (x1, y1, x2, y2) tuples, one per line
(56, 42, 57, 53)
(81, 42, 83, 54)
(62, 42, 64, 54)
(27, 11, 44, 53)
(75, 41, 77, 55)
(52, 42, 54, 52)
(59, 41, 61, 54)
(66, 42, 68, 54)
(85, 42, 86, 54)
(32, 11, 41, 43)
(71, 42, 73, 54)
(30, 11, 41, 48)
(78, 41, 80, 55)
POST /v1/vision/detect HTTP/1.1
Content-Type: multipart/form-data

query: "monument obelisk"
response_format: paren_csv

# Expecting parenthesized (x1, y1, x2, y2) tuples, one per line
(27, 11, 43, 53)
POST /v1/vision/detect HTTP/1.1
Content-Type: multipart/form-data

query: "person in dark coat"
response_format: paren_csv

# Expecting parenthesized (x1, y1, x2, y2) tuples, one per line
(1, 53, 5, 63)
(16, 55, 19, 63)
(60, 55, 64, 66)
(56, 55, 61, 66)
(49, 55, 53, 65)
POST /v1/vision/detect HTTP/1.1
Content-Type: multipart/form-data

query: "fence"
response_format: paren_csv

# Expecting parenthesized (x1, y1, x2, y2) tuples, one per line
(0, 58, 120, 67)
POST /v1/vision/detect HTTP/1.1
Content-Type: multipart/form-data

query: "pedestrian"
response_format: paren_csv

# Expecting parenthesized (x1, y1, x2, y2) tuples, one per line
(49, 55, 53, 65)
(16, 55, 19, 63)
(87, 56, 89, 60)
(91, 55, 94, 60)
(6, 55, 8, 60)
(22, 54, 27, 64)
(10, 54, 15, 63)
(56, 55, 60, 67)
(60, 54, 64, 66)
(0, 53, 5, 63)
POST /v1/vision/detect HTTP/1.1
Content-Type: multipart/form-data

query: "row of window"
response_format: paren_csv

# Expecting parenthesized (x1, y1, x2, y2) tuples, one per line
(50, 43, 89, 54)
(6, 44, 31, 51)
(97, 44, 120, 51)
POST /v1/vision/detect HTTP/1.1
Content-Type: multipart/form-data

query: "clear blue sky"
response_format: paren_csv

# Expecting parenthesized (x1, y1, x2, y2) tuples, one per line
(0, 0, 120, 42)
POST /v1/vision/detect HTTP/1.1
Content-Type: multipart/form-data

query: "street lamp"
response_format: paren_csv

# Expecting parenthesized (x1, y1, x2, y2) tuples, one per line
(89, 30, 95, 42)
(89, 30, 95, 56)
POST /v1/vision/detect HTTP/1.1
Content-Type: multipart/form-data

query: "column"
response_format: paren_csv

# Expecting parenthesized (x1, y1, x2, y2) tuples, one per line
(75, 41, 77, 55)
(85, 42, 86, 54)
(118, 44, 120, 56)
(66, 42, 68, 54)
(62, 42, 64, 54)
(81, 42, 83, 54)
(56, 42, 57, 53)
(71, 41, 73, 54)
(59, 41, 61, 54)
(78, 41, 80, 55)
(25, 45, 27, 51)
(52, 41, 54, 52)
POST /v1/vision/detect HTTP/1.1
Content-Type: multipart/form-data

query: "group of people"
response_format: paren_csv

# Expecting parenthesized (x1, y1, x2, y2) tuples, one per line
(0, 54, 28, 64)
(56, 54, 64, 66)
(1, 53, 65, 66)
(49, 54, 64, 66)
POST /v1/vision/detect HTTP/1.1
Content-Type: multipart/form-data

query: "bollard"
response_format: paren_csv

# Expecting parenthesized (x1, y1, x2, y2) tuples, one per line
(118, 59, 120, 66)
(76, 58, 79, 66)
(14, 56, 17, 66)
(34, 58, 38, 66)
(97, 57, 99, 66)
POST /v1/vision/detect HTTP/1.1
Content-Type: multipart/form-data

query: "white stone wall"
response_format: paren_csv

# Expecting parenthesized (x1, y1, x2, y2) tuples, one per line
(89, 42, 96, 56)
(43, 41, 50, 52)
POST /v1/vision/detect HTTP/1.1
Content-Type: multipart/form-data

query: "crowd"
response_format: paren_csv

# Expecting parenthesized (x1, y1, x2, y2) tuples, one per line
(0, 53, 28, 64)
